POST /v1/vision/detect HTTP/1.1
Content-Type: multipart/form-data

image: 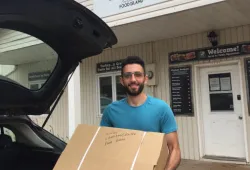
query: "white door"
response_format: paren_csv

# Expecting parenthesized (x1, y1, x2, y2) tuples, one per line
(200, 64, 246, 159)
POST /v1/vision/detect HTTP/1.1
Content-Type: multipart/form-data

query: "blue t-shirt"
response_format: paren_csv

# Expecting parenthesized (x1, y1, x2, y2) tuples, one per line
(100, 95, 177, 134)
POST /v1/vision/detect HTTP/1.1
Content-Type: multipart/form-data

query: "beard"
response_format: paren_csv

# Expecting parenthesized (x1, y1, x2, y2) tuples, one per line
(123, 82, 144, 96)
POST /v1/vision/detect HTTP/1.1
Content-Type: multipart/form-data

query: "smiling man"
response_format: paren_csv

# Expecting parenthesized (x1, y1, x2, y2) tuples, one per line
(100, 56, 181, 170)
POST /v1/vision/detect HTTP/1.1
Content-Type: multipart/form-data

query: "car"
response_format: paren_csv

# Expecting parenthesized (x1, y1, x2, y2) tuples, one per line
(100, 96, 113, 113)
(0, 0, 117, 170)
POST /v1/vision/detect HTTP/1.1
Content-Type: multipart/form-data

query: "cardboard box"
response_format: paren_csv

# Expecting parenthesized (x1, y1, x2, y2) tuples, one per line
(53, 124, 169, 170)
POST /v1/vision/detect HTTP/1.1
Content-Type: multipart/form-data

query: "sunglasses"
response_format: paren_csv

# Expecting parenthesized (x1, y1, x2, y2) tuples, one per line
(122, 71, 144, 79)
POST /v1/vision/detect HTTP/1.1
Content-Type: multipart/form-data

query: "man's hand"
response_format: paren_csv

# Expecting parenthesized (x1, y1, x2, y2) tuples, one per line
(164, 131, 181, 170)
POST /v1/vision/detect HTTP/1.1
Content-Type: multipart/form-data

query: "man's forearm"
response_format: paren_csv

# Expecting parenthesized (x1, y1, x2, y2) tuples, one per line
(164, 148, 181, 170)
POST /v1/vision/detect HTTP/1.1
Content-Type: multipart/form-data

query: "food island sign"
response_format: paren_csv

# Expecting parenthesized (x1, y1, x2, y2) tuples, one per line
(93, 0, 167, 18)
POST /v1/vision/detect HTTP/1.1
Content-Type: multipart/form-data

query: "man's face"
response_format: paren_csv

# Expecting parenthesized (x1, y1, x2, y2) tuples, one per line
(120, 64, 148, 96)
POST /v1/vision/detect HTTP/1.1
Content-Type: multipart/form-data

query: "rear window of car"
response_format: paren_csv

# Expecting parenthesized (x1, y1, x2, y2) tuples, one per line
(0, 127, 16, 142)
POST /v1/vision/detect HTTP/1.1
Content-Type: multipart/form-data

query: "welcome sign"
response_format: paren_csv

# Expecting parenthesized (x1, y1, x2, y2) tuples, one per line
(169, 42, 250, 64)
(93, 0, 167, 18)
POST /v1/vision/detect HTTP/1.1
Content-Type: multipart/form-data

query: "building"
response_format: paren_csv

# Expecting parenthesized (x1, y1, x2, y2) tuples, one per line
(1, 0, 250, 164)
(77, 0, 250, 164)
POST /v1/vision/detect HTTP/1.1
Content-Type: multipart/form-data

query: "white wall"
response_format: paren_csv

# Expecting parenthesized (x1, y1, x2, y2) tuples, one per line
(0, 65, 15, 76)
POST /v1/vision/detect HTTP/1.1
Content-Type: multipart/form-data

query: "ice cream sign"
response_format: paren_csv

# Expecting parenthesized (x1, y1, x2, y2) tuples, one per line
(169, 42, 250, 64)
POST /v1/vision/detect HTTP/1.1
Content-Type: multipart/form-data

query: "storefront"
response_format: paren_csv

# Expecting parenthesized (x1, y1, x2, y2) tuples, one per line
(169, 39, 250, 162)
(70, 0, 250, 163)
(79, 24, 250, 163)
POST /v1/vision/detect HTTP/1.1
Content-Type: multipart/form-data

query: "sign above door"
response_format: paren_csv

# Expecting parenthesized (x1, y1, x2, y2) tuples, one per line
(169, 42, 250, 64)
(96, 59, 124, 73)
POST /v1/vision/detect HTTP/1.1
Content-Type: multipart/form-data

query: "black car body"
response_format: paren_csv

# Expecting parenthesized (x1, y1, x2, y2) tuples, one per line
(0, 0, 117, 169)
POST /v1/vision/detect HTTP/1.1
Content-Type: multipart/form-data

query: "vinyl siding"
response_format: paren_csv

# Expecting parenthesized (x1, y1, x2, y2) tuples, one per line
(0, 29, 42, 53)
(80, 24, 250, 160)
(0, 65, 15, 76)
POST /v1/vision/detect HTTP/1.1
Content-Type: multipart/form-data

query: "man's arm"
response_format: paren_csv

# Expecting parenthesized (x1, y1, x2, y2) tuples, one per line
(164, 131, 181, 170)
(159, 103, 181, 170)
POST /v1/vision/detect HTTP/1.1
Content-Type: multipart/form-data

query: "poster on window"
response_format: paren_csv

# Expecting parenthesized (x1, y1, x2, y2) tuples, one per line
(209, 73, 232, 92)
(220, 77, 231, 91)
(209, 77, 220, 91)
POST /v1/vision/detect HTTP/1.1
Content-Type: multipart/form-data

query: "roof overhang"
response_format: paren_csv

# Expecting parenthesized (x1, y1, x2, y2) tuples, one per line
(0, 43, 57, 65)
(111, 0, 250, 48)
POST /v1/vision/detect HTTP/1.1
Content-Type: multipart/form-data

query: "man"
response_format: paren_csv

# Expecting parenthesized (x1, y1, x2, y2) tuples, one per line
(100, 56, 181, 170)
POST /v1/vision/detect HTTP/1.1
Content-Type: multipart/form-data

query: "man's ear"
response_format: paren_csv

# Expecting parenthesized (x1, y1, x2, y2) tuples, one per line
(144, 74, 149, 85)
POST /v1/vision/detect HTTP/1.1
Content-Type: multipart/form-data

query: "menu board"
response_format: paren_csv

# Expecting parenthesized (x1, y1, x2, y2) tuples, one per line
(170, 66, 193, 115)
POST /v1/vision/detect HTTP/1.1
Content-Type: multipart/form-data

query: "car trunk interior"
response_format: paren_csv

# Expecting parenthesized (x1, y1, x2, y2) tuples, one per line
(0, 143, 60, 170)
(0, 121, 62, 170)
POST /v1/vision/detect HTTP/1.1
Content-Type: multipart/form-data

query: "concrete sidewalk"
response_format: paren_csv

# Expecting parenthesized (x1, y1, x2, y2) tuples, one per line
(178, 159, 250, 170)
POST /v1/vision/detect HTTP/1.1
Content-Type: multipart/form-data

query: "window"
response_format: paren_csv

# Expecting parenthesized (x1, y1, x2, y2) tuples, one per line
(0, 127, 16, 142)
(28, 70, 51, 90)
(97, 72, 126, 115)
(116, 75, 127, 100)
(208, 73, 234, 111)
(29, 80, 46, 90)
(29, 79, 49, 117)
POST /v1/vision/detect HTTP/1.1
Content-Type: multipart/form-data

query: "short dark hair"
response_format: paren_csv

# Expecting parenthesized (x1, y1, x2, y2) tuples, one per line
(121, 56, 145, 74)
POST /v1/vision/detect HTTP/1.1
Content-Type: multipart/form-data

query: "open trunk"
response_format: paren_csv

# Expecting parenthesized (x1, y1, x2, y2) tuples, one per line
(0, 0, 117, 169)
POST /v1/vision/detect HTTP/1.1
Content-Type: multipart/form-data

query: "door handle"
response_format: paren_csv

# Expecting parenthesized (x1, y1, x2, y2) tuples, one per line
(237, 95, 241, 100)
(239, 116, 243, 120)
